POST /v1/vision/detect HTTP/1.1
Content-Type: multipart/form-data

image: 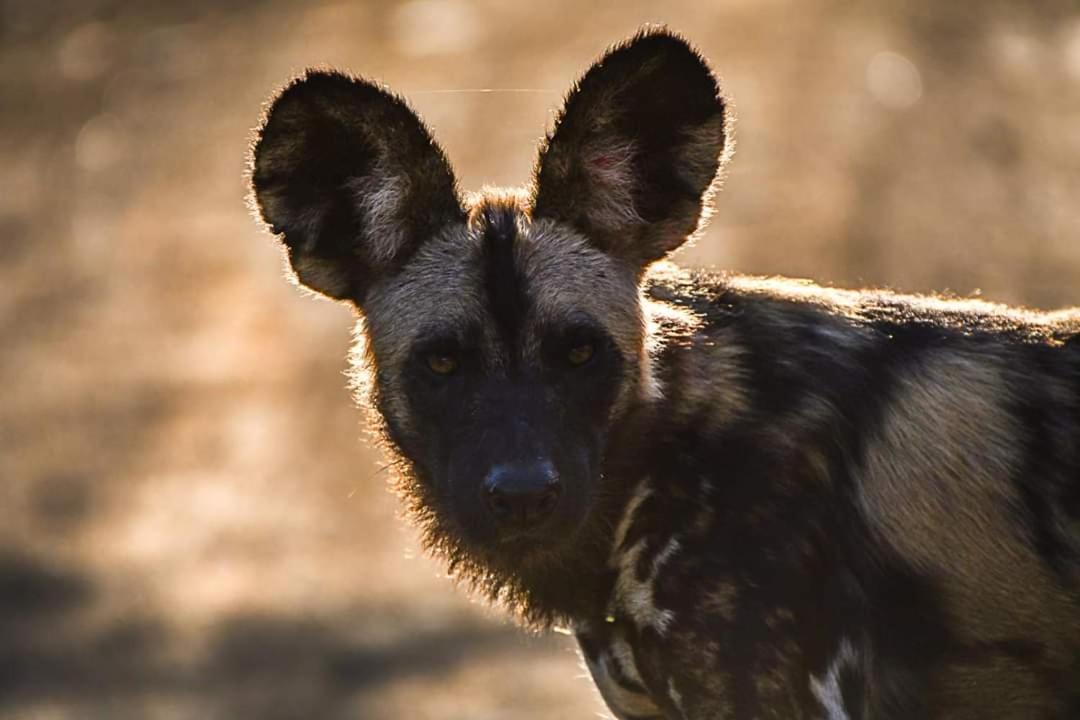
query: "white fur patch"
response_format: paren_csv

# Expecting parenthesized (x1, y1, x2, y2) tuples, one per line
(346, 169, 409, 264)
(611, 479, 652, 554)
(609, 481, 681, 635)
(668, 677, 687, 719)
(810, 639, 858, 720)
(611, 535, 680, 635)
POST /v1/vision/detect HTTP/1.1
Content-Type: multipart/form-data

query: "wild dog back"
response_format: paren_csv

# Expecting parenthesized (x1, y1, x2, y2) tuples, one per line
(248, 26, 1080, 720)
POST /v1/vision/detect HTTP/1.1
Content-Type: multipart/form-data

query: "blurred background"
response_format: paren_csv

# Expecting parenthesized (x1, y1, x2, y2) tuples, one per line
(2, 1, 1079, 718)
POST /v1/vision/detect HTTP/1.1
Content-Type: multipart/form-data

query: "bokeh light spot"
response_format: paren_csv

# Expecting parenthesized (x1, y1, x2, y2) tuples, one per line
(57, 21, 114, 82)
(75, 113, 126, 173)
(391, 0, 482, 57)
(866, 50, 923, 110)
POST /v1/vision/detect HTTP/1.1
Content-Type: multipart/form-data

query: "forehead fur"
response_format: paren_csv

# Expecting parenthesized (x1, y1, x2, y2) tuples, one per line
(362, 221, 481, 364)
(362, 191, 643, 368)
(516, 217, 641, 351)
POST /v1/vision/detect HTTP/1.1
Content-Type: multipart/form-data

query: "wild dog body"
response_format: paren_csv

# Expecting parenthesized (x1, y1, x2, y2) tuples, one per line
(250, 30, 1080, 719)
(580, 272, 1080, 718)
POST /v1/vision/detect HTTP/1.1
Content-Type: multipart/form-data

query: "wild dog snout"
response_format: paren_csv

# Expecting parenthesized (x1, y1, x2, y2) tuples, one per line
(483, 460, 562, 535)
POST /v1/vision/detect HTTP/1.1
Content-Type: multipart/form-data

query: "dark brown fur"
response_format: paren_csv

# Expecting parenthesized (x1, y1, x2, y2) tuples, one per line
(250, 28, 1080, 719)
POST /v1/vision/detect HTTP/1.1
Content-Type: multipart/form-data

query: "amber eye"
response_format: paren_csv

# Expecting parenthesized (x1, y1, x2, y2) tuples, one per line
(567, 343, 595, 367)
(426, 353, 459, 375)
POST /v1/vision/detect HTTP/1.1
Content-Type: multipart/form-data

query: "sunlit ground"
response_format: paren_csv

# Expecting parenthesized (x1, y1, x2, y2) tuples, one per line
(2, 1, 1079, 718)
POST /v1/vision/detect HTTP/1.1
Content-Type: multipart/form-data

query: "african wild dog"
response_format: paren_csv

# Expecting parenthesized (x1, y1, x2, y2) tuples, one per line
(249, 28, 1080, 719)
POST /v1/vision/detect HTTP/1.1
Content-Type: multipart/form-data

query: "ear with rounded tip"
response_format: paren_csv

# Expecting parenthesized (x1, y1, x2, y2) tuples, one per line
(250, 70, 465, 304)
(531, 28, 729, 270)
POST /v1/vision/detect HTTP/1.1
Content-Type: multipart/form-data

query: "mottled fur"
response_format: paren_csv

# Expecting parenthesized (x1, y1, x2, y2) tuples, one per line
(250, 28, 1080, 719)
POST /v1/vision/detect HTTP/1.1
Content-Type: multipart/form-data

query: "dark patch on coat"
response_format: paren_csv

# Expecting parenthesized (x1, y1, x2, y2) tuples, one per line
(478, 199, 529, 358)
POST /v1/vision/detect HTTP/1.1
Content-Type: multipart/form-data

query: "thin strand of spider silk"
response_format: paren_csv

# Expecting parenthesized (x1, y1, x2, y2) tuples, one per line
(405, 88, 559, 94)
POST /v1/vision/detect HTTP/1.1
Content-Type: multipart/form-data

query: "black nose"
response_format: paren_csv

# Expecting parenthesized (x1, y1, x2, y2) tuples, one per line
(483, 461, 562, 531)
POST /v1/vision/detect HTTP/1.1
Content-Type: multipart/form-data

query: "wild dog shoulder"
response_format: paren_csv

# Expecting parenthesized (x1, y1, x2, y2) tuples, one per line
(582, 475, 838, 720)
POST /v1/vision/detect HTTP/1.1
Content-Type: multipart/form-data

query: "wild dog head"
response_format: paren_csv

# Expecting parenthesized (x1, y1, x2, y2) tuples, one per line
(249, 29, 728, 618)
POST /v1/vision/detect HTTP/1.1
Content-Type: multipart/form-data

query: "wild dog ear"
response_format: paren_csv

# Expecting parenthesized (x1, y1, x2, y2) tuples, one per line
(250, 71, 465, 303)
(532, 29, 728, 269)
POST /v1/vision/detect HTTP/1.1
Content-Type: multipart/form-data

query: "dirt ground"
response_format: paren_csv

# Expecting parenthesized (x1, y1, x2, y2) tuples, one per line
(2, 1, 1079, 718)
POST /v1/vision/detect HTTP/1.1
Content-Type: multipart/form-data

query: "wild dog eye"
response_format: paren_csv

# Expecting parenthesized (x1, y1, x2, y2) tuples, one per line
(554, 319, 604, 370)
(426, 353, 459, 375)
(567, 342, 595, 367)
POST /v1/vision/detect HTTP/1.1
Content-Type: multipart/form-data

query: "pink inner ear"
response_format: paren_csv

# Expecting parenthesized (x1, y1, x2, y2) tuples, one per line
(584, 141, 637, 181)
(578, 140, 642, 230)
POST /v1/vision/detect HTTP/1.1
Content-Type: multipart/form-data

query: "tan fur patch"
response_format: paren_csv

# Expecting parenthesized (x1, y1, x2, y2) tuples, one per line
(935, 657, 1050, 719)
(857, 351, 1079, 651)
(668, 322, 750, 429)
(642, 263, 751, 425)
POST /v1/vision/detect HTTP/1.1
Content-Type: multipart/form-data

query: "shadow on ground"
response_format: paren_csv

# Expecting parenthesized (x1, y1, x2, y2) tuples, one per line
(0, 552, 568, 720)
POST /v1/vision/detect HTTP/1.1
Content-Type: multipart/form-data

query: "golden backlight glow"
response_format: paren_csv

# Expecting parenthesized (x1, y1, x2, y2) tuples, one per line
(2, 2, 1079, 718)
